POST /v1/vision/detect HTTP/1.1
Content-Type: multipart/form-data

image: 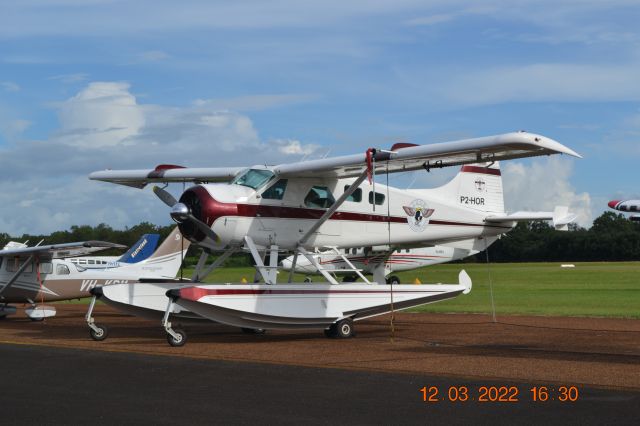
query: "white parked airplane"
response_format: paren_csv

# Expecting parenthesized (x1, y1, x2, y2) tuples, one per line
(0, 228, 189, 327)
(281, 245, 480, 284)
(88, 131, 580, 345)
(67, 233, 160, 269)
(282, 209, 574, 284)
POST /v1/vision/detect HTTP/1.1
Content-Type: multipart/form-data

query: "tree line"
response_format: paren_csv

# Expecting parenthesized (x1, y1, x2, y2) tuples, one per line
(1, 212, 638, 264)
(480, 212, 640, 262)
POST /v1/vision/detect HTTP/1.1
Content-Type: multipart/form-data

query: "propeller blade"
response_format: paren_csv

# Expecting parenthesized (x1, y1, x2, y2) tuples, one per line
(153, 186, 178, 207)
(188, 213, 220, 243)
(170, 203, 220, 243)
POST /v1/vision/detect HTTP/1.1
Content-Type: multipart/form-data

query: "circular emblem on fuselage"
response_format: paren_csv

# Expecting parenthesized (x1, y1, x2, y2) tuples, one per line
(403, 199, 434, 232)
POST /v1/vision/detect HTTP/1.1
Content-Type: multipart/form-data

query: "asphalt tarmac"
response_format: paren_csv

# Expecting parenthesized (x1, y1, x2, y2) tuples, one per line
(1, 343, 638, 425)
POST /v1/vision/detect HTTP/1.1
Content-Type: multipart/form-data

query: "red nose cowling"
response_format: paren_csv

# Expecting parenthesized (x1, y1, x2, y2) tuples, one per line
(178, 186, 238, 243)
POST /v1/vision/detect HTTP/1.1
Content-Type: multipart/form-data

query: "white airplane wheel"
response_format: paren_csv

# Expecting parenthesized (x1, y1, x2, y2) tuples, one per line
(335, 319, 354, 339)
(304, 276, 313, 283)
(89, 324, 108, 341)
(386, 275, 401, 285)
(167, 328, 187, 347)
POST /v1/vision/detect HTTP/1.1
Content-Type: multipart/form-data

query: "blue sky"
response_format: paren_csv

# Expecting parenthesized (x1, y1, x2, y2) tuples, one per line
(1, 0, 639, 234)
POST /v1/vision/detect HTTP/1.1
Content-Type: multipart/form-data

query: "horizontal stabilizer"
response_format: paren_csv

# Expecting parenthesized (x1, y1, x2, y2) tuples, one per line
(485, 206, 576, 231)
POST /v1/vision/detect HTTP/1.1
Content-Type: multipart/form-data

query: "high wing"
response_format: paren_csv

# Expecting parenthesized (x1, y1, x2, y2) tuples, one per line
(90, 164, 244, 189)
(89, 131, 580, 187)
(0, 241, 127, 260)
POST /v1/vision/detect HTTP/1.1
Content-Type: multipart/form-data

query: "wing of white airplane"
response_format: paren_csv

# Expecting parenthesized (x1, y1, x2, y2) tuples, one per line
(0, 241, 127, 260)
(89, 131, 581, 187)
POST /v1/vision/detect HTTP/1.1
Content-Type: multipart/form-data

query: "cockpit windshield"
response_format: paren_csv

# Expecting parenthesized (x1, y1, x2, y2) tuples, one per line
(231, 169, 275, 190)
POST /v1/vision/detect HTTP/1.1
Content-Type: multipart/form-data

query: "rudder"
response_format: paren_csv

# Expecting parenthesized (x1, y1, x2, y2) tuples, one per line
(430, 162, 504, 213)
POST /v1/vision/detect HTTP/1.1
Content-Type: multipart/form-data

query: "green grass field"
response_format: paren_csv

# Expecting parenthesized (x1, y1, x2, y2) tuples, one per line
(58, 262, 639, 318)
(189, 262, 640, 319)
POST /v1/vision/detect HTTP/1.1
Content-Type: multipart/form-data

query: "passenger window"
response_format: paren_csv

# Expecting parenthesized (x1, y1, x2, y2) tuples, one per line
(6, 258, 17, 272)
(344, 185, 362, 202)
(6, 258, 32, 273)
(79, 259, 87, 264)
(262, 179, 288, 200)
(351, 248, 357, 255)
(39, 262, 53, 274)
(304, 186, 335, 209)
(368, 191, 385, 205)
(88, 260, 95, 265)
(56, 264, 70, 275)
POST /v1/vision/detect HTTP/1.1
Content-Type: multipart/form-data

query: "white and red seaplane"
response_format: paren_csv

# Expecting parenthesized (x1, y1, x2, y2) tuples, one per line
(87, 131, 580, 346)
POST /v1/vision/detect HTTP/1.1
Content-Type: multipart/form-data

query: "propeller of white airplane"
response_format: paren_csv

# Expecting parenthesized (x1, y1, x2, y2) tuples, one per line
(153, 185, 220, 243)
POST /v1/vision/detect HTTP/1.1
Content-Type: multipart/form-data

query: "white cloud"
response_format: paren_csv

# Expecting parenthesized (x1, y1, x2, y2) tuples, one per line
(274, 139, 319, 156)
(502, 157, 591, 227)
(0, 118, 31, 142)
(56, 82, 145, 147)
(0, 81, 317, 234)
(47, 73, 89, 84)
(2, 81, 20, 92)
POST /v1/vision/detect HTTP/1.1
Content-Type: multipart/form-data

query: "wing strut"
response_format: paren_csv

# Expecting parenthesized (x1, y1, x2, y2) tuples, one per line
(191, 246, 240, 283)
(0, 255, 35, 297)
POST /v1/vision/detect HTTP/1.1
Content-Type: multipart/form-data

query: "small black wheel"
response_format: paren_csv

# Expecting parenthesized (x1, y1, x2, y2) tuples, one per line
(386, 275, 401, 285)
(89, 324, 108, 341)
(241, 327, 266, 335)
(334, 319, 354, 339)
(342, 275, 357, 283)
(167, 328, 187, 347)
(324, 325, 337, 338)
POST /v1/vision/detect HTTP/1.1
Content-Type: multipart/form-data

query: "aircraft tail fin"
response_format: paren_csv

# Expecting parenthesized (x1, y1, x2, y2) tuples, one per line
(136, 227, 190, 278)
(430, 161, 505, 213)
(117, 234, 160, 264)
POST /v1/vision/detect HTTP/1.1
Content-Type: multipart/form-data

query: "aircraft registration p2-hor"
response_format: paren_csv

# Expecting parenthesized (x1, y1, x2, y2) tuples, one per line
(0, 228, 189, 326)
(88, 131, 581, 346)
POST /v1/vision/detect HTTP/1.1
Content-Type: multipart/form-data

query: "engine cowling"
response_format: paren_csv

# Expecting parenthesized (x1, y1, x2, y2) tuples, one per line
(176, 185, 238, 246)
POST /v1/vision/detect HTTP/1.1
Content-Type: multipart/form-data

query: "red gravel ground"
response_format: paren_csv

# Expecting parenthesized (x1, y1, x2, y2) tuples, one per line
(1, 305, 638, 390)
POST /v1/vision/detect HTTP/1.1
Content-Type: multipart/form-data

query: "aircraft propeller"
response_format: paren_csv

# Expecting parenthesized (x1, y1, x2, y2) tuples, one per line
(153, 186, 220, 243)
(153, 185, 179, 207)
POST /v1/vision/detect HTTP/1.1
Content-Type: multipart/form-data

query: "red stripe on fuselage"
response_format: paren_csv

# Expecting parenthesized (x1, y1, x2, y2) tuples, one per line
(178, 287, 441, 301)
(190, 186, 511, 230)
(460, 165, 501, 176)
